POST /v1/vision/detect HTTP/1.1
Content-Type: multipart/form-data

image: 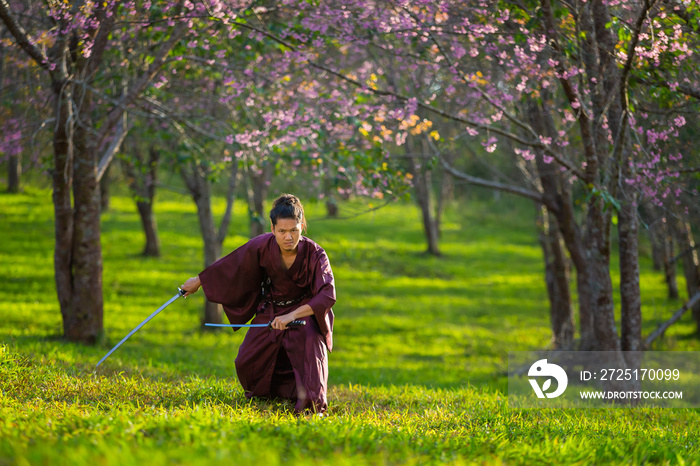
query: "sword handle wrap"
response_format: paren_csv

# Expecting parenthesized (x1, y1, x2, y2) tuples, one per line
(266, 320, 307, 329)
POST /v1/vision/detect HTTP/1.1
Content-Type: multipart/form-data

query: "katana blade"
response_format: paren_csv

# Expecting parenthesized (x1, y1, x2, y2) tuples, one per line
(96, 287, 186, 368)
(205, 320, 306, 328)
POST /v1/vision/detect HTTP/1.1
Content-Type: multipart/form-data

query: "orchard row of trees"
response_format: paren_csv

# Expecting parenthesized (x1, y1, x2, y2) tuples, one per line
(1, 1, 699, 365)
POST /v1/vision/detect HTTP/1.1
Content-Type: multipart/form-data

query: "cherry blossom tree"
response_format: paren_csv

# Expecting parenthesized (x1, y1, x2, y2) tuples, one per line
(4, 0, 696, 351)
(0, 0, 196, 342)
(256, 0, 700, 355)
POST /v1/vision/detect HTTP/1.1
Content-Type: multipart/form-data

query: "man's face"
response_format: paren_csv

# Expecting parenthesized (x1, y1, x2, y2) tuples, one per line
(272, 217, 302, 253)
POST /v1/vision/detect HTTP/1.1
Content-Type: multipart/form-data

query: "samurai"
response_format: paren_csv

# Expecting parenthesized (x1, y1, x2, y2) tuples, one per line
(181, 194, 336, 415)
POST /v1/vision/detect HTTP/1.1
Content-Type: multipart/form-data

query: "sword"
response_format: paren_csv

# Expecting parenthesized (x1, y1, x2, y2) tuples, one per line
(205, 320, 306, 329)
(96, 287, 186, 368)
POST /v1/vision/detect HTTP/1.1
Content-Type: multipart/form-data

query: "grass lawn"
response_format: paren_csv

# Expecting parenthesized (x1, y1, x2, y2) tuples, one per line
(1, 186, 699, 465)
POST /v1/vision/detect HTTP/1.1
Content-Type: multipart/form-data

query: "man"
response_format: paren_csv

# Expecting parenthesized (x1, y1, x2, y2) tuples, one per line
(180, 194, 335, 414)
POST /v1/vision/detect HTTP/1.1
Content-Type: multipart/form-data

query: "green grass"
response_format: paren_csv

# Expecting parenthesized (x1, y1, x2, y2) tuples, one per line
(1, 187, 699, 465)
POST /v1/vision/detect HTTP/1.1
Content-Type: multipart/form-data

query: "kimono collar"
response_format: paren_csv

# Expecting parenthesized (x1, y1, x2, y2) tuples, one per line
(273, 234, 306, 276)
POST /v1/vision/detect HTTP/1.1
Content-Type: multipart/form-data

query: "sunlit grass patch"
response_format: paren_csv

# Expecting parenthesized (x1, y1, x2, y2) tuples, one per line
(1, 190, 699, 464)
(2, 347, 699, 465)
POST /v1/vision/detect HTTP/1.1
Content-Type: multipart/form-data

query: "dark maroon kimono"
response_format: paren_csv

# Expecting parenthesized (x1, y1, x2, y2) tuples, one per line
(198, 233, 336, 413)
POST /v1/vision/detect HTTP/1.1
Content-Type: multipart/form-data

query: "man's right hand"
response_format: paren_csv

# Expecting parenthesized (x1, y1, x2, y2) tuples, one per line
(181, 276, 201, 297)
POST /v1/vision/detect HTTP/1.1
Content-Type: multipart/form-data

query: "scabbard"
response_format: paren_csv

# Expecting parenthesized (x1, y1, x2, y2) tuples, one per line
(204, 320, 306, 329)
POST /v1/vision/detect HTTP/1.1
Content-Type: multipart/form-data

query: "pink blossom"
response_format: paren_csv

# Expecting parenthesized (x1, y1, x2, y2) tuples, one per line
(514, 148, 534, 161)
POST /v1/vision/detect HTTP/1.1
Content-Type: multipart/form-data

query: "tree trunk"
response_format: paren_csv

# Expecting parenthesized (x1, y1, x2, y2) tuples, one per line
(326, 198, 338, 217)
(646, 214, 679, 299)
(408, 137, 440, 256)
(8, 154, 21, 193)
(50, 52, 102, 344)
(648, 217, 665, 272)
(0, 2, 188, 344)
(182, 155, 239, 326)
(413, 162, 440, 256)
(64, 101, 104, 343)
(435, 152, 455, 238)
(195, 187, 222, 326)
(663, 231, 679, 300)
(537, 204, 574, 349)
(217, 156, 239, 246)
(182, 163, 225, 326)
(572, 0, 630, 355)
(573, 264, 596, 350)
(53, 77, 77, 340)
(620, 193, 644, 394)
(0, 42, 19, 194)
(527, 97, 595, 350)
(649, 215, 678, 299)
(140, 142, 161, 257)
(619, 191, 642, 352)
(587, 199, 620, 351)
(137, 200, 161, 257)
(123, 144, 161, 257)
(322, 165, 338, 217)
(672, 218, 700, 332)
(246, 162, 273, 238)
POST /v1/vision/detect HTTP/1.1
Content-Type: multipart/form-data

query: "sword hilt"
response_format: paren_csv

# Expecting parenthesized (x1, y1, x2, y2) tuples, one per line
(286, 320, 306, 328)
(267, 320, 307, 329)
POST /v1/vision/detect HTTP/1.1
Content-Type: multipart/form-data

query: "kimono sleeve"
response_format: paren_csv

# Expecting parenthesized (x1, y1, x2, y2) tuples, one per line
(198, 236, 266, 325)
(306, 248, 336, 335)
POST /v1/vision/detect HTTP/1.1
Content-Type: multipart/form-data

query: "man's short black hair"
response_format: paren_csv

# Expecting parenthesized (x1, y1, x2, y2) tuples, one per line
(270, 194, 307, 232)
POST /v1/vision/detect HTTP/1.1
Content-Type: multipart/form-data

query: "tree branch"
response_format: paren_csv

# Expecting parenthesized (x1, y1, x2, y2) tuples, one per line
(635, 75, 700, 100)
(96, 112, 127, 182)
(663, 0, 693, 26)
(643, 290, 700, 349)
(398, 3, 535, 136)
(0, 0, 53, 75)
(142, 96, 229, 142)
(438, 153, 545, 203)
(540, 0, 597, 182)
(229, 20, 584, 179)
(313, 195, 402, 222)
(94, 21, 188, 152)
(670, 245, 700, 265)
(620, 1, 658, 89)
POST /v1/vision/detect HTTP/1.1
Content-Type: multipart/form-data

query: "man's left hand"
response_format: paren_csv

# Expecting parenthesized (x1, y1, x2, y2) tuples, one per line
(270, 314, 296, 330)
